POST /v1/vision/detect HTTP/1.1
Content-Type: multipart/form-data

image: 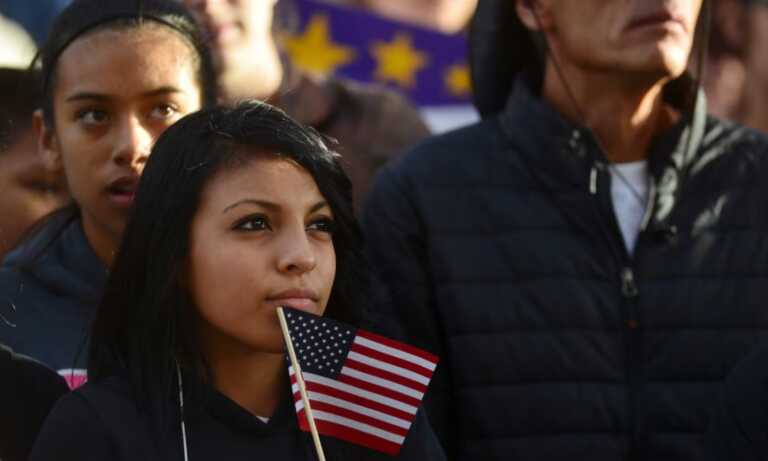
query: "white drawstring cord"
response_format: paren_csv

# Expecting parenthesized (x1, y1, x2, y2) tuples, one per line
(177, 364, 190, 461)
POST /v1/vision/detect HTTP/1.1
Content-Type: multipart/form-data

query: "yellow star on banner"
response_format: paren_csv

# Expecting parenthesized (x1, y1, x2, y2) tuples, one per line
(370, 33, 429, 89)
(284, 14, 356, 75)
(444, 63, 471, 97)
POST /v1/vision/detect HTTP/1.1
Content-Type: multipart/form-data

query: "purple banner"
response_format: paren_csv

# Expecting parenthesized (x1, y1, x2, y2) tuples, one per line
(285, 0, 471, 106)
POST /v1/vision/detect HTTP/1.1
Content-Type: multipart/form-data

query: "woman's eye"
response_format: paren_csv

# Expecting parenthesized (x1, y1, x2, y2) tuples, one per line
(150, 104, 178, 120)
(307, 218, 337, 235)
(234, 215, 271, 231)
(76, 109, 109, 125)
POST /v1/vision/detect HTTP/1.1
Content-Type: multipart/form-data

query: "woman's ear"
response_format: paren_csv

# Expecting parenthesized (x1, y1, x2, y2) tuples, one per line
(515, 0, 554, 32)
(33, 109, 63, 173)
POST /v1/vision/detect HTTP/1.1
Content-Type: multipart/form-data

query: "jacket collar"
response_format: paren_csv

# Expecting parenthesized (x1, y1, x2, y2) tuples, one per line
(497, 76, 707, 194)
(203, 383, 296, 436)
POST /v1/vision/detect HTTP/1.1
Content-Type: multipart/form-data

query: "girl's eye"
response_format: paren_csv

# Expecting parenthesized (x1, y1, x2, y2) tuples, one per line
(234, 215, 271, 231)
(76, 109, 109, 125)
(307, 217, 337, 235)
(150, 104, 178, 120)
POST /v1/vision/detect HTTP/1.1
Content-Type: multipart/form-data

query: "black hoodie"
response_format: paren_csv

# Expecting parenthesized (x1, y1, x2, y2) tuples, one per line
(29, 375, 446, 461)
(0, 211, 106, 387)
(0, 344, 68, 461)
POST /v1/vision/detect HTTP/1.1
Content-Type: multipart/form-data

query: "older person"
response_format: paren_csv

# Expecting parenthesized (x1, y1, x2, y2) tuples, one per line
(363, 0, 768, 459)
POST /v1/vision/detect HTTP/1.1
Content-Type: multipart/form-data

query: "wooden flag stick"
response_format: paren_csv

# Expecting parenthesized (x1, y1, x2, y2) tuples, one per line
(277, 307, 327, 461)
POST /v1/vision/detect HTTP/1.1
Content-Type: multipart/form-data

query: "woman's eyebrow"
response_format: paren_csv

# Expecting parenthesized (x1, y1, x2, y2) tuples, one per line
(222, 198, 279, 214)
(309, 201, 329, 214)
(65, 91, 111, 102)
(65, 86, 182, 103)
(140, 86, 183, 98)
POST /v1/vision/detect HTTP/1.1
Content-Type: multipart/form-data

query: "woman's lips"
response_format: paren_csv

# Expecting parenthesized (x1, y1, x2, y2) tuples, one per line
(271, 298, 318, 312)
(108, 190, 135, 207)
(107, 177, 138, 208)
(267, 290, 320, 313)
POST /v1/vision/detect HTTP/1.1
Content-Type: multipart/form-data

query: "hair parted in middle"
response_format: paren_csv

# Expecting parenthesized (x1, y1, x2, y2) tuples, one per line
(88, 100, 366, 408)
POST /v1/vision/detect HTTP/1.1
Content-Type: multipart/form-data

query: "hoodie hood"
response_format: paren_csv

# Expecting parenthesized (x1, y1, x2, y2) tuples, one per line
(469, 0, 537, 118)
(2, 210, 106, 307)
(469, 0, 710, 118)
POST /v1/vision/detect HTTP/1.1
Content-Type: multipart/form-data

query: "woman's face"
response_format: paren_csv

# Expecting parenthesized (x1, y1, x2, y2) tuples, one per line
(189, 153, 337, 355)
(38, 25, 203, 255)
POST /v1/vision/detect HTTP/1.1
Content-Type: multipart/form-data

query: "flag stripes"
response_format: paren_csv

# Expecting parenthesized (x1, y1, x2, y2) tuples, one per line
(296, 409, 403, 455)
(285, 308, 438, 455)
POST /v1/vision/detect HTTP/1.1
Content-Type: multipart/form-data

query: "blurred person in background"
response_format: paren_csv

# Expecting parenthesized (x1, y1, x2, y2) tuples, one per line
(0, 19, 69, 459)
(703, 0, 747, 119)
(703, 0, 768, 133)
(0, 0, 69, 44)
(330, 0, 478, 34)
(182, 0, 430, 206)
(736, 0, 768, 132)
(0, 69, 69, 261)
(0, 16, 68, 261)
(0, 0, 215, 386)
(363, 0, 768, 459)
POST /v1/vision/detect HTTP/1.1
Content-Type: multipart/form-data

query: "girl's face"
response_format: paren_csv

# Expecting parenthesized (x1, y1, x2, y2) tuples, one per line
(38, 25, 203, 259)
(189, 153, 337, 355)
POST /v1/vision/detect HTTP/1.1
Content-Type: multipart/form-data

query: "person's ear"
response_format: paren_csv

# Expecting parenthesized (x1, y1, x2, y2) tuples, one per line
(515, 0, 554, 32)
(34, 109, 63, 173)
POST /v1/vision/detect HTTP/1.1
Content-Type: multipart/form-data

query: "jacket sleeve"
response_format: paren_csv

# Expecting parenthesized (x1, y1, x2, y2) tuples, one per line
(362, 165, 455, 455)
(29, 392, 118, 461)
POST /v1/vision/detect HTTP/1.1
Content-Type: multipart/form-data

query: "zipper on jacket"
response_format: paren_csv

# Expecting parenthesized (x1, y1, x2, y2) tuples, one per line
(621, 267, 639, 299)
(585, 151, 645, 457)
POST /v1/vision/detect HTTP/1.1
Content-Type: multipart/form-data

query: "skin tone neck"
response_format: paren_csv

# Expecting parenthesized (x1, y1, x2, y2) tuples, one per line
(82, 216, 120, 267)
(541, 47, 679, 164)
(203, 326, 286, 417)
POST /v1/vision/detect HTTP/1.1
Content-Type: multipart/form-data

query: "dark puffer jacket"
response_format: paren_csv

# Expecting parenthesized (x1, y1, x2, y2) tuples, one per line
(362, 75, 768, 460)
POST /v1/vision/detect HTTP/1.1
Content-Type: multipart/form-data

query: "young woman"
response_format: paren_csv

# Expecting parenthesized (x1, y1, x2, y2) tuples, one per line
(0, 0, 216, 383)
(30, 101, 446, 460)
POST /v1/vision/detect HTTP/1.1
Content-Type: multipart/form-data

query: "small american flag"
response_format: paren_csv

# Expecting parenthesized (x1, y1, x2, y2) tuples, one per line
(283, 308, 439, 456)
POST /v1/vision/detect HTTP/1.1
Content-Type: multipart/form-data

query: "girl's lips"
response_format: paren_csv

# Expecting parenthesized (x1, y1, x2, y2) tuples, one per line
(271, 298, 318, 313)
(106, 177, 139, 208)
(267, 289, 320, 313)
(108, 190, 136, 208)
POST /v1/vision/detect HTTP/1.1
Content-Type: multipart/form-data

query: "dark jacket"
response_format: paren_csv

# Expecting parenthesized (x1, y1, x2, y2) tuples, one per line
(274, 62, 430, 207)
(709, 339, 768, 461)
(0, 211, 106, 381)
(0, 344, 68, 461)
(362, 72, 768, 459)
(29, 375, 446, 461)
